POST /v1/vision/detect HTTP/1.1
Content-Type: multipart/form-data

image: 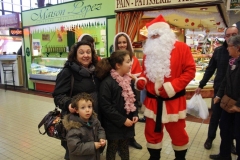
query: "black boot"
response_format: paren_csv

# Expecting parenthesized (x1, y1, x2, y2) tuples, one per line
(209, 154, 232, 160)
(147, 148, 161, 160)
(129, 137, 142, 149)
(174, 149, 187, 160)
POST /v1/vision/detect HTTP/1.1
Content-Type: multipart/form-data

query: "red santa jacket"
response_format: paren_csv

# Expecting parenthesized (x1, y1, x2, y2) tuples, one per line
(131, 56, 142, 77)
(136, 41, 196, 123)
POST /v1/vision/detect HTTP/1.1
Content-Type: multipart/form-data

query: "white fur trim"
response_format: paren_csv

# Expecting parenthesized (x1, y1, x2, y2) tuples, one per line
(144, 108, 156, 121)
(154, 80, 162, 96)
(148, 22, 170, 34)
(132, 73, 141, 77)
(162, 110, 187, 123)
(147, 142, 162, 149)
(135, 77, 147, 91)
(172, 143, 188, 151)
(145, 102, 186, 123)
(113, 32, 134, 53)
(163, 82, 176, 98)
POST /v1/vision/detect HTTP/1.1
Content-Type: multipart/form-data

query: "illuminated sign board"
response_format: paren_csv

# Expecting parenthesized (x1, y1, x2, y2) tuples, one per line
(9, 28, 23, 37)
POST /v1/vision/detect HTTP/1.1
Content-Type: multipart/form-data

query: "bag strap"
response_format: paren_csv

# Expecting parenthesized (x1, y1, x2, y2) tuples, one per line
(38, 114, 49, 135)
(70, 74, 74, 97)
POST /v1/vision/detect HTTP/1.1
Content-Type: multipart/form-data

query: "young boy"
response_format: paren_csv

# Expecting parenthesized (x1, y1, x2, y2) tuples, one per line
(63, 93, 106, 160)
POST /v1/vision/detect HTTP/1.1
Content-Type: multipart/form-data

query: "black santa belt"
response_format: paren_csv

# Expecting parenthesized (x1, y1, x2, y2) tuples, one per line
(146, 89, 186, 133)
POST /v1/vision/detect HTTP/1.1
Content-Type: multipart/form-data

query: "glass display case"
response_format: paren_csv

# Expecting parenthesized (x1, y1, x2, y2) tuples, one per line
(29, 57, 67, 82)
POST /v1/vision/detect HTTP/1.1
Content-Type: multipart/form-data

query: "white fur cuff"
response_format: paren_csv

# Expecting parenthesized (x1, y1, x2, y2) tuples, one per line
(163, 82, 176, 98)
(135, 77, 147, 91)
(147, 142, 162, 149)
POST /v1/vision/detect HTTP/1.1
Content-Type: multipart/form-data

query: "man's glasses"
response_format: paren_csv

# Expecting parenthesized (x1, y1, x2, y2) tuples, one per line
(225, 33, 238, 38)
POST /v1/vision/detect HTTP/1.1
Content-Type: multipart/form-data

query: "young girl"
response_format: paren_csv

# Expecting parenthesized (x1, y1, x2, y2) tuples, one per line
(63, 93, 106, 160)
(96, 50, 139, 160)
(113, 32, 144, 147)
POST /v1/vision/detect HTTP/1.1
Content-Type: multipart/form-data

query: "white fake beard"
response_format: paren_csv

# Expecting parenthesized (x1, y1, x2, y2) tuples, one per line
(143, 28, 176, 83)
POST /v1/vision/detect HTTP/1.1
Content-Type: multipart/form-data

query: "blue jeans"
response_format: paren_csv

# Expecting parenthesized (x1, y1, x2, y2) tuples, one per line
(140, 89, 146, 104)
(219, 110, 240, 157)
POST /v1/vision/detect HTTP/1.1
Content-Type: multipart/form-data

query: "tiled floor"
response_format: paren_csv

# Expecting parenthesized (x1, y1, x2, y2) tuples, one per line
(0, 88, 238, 160)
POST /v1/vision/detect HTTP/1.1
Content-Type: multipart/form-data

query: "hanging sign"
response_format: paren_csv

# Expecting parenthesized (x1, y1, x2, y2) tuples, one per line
(9, 28, 23, 37)
(0, 13, 20, 28)
(115, 0, 222, 11)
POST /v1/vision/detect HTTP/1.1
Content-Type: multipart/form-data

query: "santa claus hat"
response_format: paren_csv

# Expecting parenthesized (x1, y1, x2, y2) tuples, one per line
(146, 15, 170, 32)
(113, 32, 134, 53)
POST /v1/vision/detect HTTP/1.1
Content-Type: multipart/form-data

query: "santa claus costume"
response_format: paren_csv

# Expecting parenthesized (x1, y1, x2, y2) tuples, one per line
(136, 15, 196, 160)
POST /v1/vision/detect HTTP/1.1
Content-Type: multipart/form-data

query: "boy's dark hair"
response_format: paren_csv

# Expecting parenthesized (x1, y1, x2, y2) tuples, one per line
(95, 50, 131, 80)
(71, 93, 94, 109)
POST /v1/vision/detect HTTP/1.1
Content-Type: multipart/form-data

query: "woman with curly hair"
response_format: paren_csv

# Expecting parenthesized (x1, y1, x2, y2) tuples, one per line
(52, 41, 100, 160)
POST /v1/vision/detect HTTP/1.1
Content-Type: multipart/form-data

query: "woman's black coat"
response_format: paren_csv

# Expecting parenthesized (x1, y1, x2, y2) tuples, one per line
(52, 61, 99, 115)
(217, 57, 240, 107)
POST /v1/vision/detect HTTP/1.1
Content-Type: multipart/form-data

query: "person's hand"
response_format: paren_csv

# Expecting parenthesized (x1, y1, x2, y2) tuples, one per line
(158, 87, 168, 98)
(68, 104, 76, 113)
(99, 139, 106, 147)
(228, 105, 240, 113)
(124, 118, 133, 127)
(132, 116, 138, 123)
(127, 73, 136, 81)
(94, 142, 102, 149)
(195, 88, 202, 95)
(213, 97, 220, 104)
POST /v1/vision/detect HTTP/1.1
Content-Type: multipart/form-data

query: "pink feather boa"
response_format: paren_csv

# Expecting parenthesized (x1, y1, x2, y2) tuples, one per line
(110, 69, 136, 114)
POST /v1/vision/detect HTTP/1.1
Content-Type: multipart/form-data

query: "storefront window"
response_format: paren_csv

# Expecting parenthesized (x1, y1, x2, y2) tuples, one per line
(13, 1, 21, 13)
(2, 0, 12, 11)
(4, 11, 13, 15)
(22, 0, 30, 11)
(51, 0, 58, 5)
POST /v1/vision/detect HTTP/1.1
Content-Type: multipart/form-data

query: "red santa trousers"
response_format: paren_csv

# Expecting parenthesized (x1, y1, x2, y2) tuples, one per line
(145, 117, 189, 151)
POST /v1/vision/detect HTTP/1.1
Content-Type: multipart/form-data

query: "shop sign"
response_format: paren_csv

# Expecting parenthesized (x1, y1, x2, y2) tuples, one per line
(0, 13, 20, 28)
(115, 0, 221, 11)
(22, 0, 115, 27)
(9, 28, 23, 37)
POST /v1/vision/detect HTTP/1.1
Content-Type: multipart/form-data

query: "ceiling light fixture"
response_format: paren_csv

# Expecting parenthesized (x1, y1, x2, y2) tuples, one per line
(174, 19, 178, 21)
(198, 20, 204, 30)
(200, 8, 208, 11)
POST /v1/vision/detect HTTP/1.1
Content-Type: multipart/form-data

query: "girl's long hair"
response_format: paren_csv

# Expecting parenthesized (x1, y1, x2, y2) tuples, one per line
(96, 50, 131, 80)
(113, 33, 134, 58)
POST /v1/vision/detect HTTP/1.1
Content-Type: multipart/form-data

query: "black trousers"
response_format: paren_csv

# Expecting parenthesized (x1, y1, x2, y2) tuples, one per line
(207, 91, 223, 140)
(107, 139, 129, 160)
(219, 110, 240, 158)
(207, 90, 235, 142)
(61, 140, 69, 159)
